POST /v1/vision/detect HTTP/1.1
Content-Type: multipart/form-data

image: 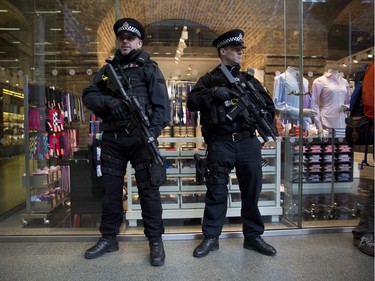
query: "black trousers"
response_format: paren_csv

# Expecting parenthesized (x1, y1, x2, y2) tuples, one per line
(99, 130, 164, 242)
(203, 136, 264, 239)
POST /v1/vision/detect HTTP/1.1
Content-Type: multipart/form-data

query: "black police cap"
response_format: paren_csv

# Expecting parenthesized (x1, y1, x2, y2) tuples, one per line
(113, 18, 145, 40)
(212, 29, 246, 49)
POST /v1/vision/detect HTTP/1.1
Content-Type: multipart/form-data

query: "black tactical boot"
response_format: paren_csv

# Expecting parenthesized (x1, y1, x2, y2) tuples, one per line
(149, 240, 165, 266)
(244, 236, 276, 256)
(85, 237, 119, 259)
(193, 237, 219, 258)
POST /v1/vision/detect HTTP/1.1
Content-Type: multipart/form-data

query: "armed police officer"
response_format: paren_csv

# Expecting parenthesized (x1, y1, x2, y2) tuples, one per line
(82, 18, 170, 266)
(187, 29, 277, 258)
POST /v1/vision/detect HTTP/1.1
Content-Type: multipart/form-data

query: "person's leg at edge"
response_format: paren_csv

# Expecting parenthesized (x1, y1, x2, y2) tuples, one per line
(353, 187, 374, 256)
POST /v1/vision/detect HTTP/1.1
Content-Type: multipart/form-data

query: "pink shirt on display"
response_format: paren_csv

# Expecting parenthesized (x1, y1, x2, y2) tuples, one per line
(310, 71, 350, 130)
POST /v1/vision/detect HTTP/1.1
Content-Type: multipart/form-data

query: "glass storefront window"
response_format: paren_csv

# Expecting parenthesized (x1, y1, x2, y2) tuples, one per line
(0, 0, 373, 238)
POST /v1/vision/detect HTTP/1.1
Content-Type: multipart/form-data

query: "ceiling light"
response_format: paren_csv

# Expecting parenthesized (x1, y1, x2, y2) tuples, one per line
(181, 26, 188, 40)
(87, 51, 108, 54)
(0, 28, 20, 31)
(45, 60, 72, 63)
(178, 40, 187, 49)
(50, 28, 62, 31)
(35, 42, 53, 46)
(0, 10, 8, 12)
(34, 52, 61, 55)
(34, 10, 61, 14)
(173, 26, 188, 64)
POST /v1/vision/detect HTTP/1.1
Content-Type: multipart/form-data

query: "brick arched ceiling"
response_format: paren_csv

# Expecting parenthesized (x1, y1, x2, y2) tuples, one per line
(97, 0, 287, 62)
(0, 0, 373, 92)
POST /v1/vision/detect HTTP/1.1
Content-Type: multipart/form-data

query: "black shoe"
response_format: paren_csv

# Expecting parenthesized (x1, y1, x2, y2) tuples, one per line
(353, 235, 374, 257)
(85, 237, 119, 259)
(244, 236, 276, 256)
(149, 240, 165, 266)
(193, 237, 219, 258)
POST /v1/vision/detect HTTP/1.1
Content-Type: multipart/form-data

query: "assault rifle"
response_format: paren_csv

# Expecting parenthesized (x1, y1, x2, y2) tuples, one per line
(104, 64, 164, 166)
(219, 64, 277, 142)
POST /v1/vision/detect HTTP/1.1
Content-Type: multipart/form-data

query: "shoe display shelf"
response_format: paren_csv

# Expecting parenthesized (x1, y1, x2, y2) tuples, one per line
(125, 136, 283, 226)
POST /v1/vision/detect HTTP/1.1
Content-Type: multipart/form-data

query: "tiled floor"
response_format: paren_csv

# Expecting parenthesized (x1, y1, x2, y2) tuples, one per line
(0, 233, 373, 281)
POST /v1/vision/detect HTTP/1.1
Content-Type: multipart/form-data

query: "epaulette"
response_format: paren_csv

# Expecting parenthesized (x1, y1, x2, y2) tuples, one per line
(136, 50, 151, 66)
(209, 64, 221, 75)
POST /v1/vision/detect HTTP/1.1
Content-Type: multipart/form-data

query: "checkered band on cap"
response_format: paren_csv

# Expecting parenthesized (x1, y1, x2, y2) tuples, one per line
(216, 33, 244, 49)
(117, 22, 142, 38)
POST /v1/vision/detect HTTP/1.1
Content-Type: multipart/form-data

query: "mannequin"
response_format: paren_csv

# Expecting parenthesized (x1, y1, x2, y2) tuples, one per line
(273, 66, 316, 129)
(310, 68, 350, 130)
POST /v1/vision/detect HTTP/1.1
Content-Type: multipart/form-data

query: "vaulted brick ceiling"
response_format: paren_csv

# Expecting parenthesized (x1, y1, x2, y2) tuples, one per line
(0, 0, 373, 91)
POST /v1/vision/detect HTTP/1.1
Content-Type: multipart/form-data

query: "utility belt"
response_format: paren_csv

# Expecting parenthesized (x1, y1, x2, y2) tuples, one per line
(208, 130, 255, 142)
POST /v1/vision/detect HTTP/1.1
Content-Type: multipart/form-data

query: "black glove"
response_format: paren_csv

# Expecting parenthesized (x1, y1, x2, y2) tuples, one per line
(105, 97, 127, 120)
(214, 87, 235, 101)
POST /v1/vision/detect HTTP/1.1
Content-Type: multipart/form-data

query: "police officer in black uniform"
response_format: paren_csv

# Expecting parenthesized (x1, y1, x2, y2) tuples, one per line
(187, 29, 277, 258)
(82, 18, 170, 266)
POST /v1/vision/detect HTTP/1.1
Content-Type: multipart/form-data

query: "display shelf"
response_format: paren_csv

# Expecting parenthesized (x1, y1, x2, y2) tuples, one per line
(282, 136, 354, 194)
(21, 169, 64, 224)
(1, 111, 25, 153)
(30, 191, 66, 213)
(20, 79, 75, 226)
(126, 137, 283, 226)
(23, 169, 62, 188)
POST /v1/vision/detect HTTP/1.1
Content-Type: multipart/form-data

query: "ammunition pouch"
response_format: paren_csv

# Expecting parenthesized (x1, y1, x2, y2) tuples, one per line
(194, 153, 207, 184)
(150, 160, 167, 187)
(134, 158, 166, 190)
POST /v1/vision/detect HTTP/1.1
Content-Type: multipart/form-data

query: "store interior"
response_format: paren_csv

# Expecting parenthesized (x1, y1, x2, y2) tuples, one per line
(0, 0, 373, 238)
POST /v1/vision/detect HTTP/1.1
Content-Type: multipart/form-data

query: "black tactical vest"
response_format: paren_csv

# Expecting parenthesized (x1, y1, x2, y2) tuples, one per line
(113, 57, 151, 112)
